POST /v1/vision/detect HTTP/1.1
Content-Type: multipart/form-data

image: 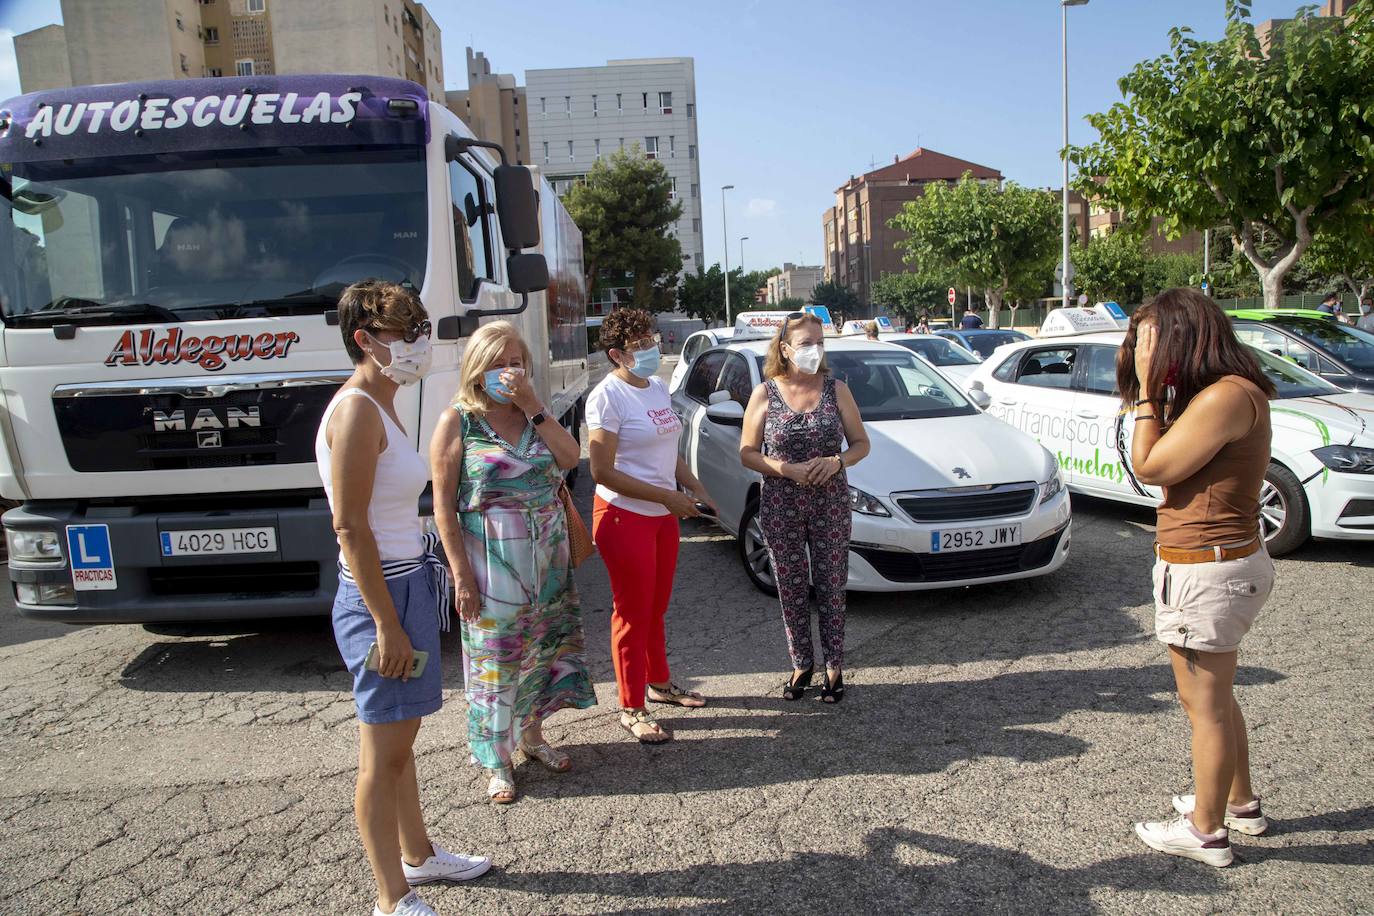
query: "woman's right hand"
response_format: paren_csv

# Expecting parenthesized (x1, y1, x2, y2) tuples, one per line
(663, 490, 702, 518)
(376, 620, 415, 681)
(780, 462, 811, 484)
(455, 575, 481, 623)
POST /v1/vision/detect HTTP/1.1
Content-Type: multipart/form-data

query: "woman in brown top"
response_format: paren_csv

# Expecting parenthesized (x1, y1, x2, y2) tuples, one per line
(1118, 289, 1278, 868)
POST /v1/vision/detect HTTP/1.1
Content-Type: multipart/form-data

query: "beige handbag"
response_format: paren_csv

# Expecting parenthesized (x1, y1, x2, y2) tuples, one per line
(559, 482, 596, 568)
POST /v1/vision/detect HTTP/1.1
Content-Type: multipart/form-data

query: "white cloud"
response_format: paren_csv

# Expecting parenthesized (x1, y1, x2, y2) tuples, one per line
(0, 31, 21, 103)
(744, 197, 777, 219)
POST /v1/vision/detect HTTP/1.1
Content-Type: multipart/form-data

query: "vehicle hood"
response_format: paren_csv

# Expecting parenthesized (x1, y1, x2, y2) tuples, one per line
(850, 412, 1047, 495)
(1274, 391, 1374, 447)
(938, 364, 977, 384)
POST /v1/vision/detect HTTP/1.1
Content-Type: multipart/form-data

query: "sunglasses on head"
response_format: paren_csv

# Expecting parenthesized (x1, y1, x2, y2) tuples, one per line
(373, 319, 432, 344)
(780, 311, 806, 336)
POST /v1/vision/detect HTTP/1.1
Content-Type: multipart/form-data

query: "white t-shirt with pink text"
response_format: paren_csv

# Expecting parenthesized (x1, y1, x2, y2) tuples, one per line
(585, 374, 682, 517)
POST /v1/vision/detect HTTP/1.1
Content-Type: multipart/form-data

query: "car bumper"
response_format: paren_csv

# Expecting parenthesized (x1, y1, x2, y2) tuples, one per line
(1306, 470, 1374, 541)
(843, 488, 1072, 592)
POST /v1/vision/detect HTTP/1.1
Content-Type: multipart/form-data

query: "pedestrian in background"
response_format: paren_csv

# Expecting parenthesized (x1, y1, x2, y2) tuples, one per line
(739, 312, 870, 703)
(430, 321, 595, 805)
(667, 329, 677, 353)
(316, 280, 490, 916)
(1119, 288, 1277, 868)
(587, 307, 718, 743)
(1356, 296, 1374, 332)
(865, 321, 881, 341)
(1317, 292, 1343, 319)
(960, 309, 984, 330)
(916, 315, 932, 334)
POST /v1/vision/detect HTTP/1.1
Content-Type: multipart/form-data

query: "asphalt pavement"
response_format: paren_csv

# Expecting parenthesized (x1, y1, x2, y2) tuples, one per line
(0, 364, 1370, 914)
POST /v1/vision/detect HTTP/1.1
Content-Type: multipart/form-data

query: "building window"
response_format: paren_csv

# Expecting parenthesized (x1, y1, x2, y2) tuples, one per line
(204, 26, 219, 43)
(659, 91, 672, 114)
(543, 141, 549, 164)
(687, 103, 694, 118)
(693, 218, 701, 232)
(669, 136, 675, 158)
(618, 137, 624, 149)
(247, 0, 265, 11)
(691, 183, 699, 198)
(180, 53, 189, 73)
(592, 94, 598, 116)
(616, 93, 622, 113)
(670, 177, 678, 200)
(236, 59, 255, 76)
(539, 97, 545, 116)
(564, 96, 571, 117)
(568, 139, 574, 162)
(176, 14, 185, 30)
(208, 67, 223, 77)
(644, 137, 658, 159)
(514, 128, 520, 137)
(594, 138, 601, 159)
(384, 7, 389, 22)
(688, 144, 696, 160)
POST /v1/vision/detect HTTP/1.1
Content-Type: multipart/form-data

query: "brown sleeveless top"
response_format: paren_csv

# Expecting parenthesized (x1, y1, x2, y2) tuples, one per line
(1156, 376, 1272, 550)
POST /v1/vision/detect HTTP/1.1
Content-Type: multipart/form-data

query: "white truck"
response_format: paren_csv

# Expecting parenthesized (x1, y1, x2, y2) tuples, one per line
(0, 74, 591, 623)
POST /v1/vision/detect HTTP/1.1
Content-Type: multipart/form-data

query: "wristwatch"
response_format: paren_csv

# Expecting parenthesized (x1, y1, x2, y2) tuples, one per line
(528, 410, 548, 426)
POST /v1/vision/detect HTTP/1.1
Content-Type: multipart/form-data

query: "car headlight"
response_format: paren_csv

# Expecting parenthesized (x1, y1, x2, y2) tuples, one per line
(6, 528, 64, 565)
(1313, 445, 1374, 474)
(1039, 447, 1065, 504)
(848, 486, 891, 517)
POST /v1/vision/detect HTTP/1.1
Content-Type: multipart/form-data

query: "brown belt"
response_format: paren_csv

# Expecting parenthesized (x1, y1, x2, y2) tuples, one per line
(1154, 539, 1261, 565)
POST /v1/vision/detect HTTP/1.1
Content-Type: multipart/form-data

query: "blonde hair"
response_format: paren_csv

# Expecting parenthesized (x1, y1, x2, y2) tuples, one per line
(454, 321, 534, 414)
(763, 313, 829, 379)
(865, 321, 880, 338)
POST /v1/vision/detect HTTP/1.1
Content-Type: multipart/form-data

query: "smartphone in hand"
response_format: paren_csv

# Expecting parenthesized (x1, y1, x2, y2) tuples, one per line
(364, 643, 429, 678)
(693, 501, 718, 518)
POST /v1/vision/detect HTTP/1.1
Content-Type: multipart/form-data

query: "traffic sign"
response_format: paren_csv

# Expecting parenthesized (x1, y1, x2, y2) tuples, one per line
(947, 288, 956, 306)
(66, 524, 117, 591)
(1077, 293, 1089, 306)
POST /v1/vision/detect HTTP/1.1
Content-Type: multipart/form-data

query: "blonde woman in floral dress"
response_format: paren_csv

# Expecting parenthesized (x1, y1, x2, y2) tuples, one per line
(430, 322, 595, 803)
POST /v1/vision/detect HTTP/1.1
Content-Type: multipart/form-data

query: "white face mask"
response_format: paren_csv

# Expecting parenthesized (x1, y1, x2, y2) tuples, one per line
(365, 332, 432, 387)
(790, 344, 823, 375)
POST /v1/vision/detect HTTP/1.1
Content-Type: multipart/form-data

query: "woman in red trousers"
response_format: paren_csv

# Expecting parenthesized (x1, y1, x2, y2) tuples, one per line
(587, 308, 717, 743)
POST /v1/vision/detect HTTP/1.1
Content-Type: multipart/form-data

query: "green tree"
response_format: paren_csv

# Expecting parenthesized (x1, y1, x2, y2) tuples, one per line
(889, 174, 1059, 328)
(869, 271, 947, 324)
(1305, 214, 1374, 301)
(811, 278, 860, 313)
(563, 147, 685, 312)
(1071, 230, 1150, 304)
(775, 296, 806, 310)
(1071, 0, 1374, 309)
(1145, 251, 1204, 298)
(677, 264, 760, 325)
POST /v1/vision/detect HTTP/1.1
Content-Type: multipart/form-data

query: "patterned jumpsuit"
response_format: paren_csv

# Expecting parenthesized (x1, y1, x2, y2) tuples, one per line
(759, 377, 851, 671)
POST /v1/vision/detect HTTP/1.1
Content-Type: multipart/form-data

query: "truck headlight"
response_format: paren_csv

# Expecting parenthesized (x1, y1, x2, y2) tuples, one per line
(1313, 445, 1374, 474)
(6, 528, 65, 565)
(1039, 447, 1065, 504)
(848, 486, 891, 517)
(15, 582, 75, 606)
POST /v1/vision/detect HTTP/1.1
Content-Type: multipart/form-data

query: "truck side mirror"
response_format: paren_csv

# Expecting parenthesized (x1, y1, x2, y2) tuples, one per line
(494, 165, 540, 250)
(507, 252, 548, 295)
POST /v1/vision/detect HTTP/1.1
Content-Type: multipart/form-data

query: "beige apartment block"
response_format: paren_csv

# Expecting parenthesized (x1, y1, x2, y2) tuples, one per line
(10, 24, 70, 93)
(766, 263, 824, 305)
(200, 0, 275, 79)
(447, 48, 530, 165)
(49, 0, 206, 85)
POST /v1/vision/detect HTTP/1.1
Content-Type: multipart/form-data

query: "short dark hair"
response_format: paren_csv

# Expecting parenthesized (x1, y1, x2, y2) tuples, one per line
(599, 307, 655, 355)
(337, 280, 428, 363)
(1323, 291, 1340, 303)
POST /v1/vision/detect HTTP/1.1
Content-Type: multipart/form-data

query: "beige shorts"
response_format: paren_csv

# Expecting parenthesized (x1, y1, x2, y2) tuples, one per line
(1152, 548, 1275, 653)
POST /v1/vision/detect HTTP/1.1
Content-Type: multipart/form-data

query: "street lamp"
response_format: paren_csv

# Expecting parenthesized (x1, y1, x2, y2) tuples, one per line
(1061, 0, 1089, 310)
(721, 185, 735, 326)
(739, 236, 749, 274)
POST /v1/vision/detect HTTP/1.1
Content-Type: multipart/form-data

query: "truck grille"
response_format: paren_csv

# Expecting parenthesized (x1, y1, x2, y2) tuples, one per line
(852, 529, 1065, 583)
(895, 485, 1037, 523)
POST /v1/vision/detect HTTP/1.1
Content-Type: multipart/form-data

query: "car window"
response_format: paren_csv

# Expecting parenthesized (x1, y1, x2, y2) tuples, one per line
(828, 350, 976, 420)
(894, 337, 980, 366)
(992, 352, 1021, 382)
(1013, 347, 1076, 389)
(1234, 324, 1320, 372)
(1274, 318, 1374, 372)
(964, 331, 1028, 360)
(684, 350, 727, 404)
(682, 333, 706, 365)
(1249, 345, 1343, 398)
(717, 353, 754, 406)
(1078, 345, 1120, 396)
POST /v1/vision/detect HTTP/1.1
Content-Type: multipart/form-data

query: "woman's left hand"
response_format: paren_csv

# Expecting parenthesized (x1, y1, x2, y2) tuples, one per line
(805, 455, 843, 486)
(502, 370, 543, 416)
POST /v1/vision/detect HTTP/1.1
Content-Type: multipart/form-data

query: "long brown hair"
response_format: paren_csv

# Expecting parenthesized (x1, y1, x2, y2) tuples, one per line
(763, 312, 830, 379)
(1117, 288, 1276, 424)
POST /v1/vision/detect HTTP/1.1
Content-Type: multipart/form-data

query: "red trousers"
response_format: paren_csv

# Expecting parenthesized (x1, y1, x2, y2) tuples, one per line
(592, 496, 680, 708)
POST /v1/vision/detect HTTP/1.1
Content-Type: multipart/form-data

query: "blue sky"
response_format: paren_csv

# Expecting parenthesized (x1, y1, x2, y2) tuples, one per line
(0, 0, 1311, 274)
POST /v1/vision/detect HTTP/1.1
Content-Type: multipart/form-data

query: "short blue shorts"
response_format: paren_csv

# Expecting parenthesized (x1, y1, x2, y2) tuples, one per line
(332, 568, 443, 725)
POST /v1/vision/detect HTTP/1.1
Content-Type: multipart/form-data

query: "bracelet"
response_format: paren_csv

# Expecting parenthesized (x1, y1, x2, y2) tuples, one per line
(1135, 398, 1161, 406)
(834, 454, 845, 468)
(1134, 414, 1159, 422)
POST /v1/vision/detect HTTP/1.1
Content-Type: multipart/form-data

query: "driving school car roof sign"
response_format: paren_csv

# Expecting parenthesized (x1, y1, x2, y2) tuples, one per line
(1040, 306, 1127, 337)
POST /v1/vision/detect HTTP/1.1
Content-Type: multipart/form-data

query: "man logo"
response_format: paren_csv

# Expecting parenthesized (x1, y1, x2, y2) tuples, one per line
(153, 406, 261, 432)
(953, 467, 972, 479)
(196, 430, 223, 449)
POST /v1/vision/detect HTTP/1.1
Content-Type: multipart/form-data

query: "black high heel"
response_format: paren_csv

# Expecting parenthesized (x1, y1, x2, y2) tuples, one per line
(821, 670, 845, 704)
(782, 667, 813, 701)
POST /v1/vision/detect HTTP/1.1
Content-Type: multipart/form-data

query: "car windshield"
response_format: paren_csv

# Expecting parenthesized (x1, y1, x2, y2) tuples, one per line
(827, 349, 977, 420)
(961, 331, 1027, 359)
(1250, 346, 1344, 399)
(1271, 318, 1374, 372)
(0, 146, 427, 326)
(892, 337, 980, 366)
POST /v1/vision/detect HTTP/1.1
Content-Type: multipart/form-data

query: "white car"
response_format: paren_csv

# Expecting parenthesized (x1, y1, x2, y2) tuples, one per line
(670, 336, 1072, 594)
(967, 327, 1374, 554)
(882, 333, 983, 386)
(669, 326, 735, 393)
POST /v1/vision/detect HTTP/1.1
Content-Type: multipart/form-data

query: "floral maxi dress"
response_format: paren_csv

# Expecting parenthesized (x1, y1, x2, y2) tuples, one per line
(457, 411, 596, 769)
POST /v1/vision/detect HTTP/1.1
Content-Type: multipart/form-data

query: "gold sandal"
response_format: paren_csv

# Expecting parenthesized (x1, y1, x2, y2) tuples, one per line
(520, 739, 572, 772)
(486, 767, 517, 804)
(619, 708, 671, 744)
(646, 682, 707, 708)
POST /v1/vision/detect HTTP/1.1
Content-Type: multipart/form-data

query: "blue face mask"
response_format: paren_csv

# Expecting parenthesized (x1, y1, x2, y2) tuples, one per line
(483, 367, 515, 403)
(627, 346, 660, 379)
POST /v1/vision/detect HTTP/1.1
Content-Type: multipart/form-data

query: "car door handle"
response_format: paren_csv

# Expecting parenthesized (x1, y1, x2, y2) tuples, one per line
(1074, 409, 1099, 419)
(700, 429, 712, 440)
(998, 398, 1017, 406)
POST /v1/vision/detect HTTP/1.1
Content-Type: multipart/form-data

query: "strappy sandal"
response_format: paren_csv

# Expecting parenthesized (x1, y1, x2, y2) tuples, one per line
(486, 767, 517, 804)
(646, 681, 707, 708)
(619, 708, 671, 744)
(520, 739, 572, 773)
(782, 667, 813, 701)
(821, 670, 845, 704)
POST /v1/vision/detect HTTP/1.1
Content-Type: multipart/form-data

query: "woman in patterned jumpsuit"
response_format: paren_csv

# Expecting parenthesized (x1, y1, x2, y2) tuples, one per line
(740, 313, 870, 703)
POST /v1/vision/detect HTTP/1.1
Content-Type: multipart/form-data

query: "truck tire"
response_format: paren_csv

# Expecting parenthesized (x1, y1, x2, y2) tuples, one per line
(737, 500, 778, 597)
(563, 402, 583, 489)
(1260, 461, 1309, 556)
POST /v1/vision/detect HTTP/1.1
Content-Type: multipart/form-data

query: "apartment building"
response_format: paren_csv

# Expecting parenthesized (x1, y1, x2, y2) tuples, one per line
(766, 263, 824, 305)
(526, 58, 704, 273)
(446, 48, 530, 165)
(823, 148, 1003, 308)
(12, 0, 445, 103)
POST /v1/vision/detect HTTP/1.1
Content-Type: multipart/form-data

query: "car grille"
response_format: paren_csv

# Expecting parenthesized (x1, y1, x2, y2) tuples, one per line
(895, 485, 1037, 523)
(852, 528, 1065, 584)
(147, 561, 320, 597)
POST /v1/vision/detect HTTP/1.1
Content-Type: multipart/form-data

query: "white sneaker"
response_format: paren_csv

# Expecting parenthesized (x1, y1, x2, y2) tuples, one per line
(372, 890, 437, 916)
(402, 842, 492, 886)
(1135, 814, 1233, 867)
(1172, 794, 1269, 835)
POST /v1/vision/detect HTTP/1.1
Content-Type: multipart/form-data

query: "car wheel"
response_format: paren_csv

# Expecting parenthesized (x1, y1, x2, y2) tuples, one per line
(1259, 462, 1309, 556)
(737, 500, 778, 597)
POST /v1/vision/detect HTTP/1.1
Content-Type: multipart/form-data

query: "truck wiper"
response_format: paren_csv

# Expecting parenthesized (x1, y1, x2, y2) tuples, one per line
(214, 292, 339, 319)
(11, 299, 182, 326)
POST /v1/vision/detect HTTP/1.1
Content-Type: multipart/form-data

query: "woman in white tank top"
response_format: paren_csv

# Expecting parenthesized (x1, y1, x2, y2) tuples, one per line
(316, 281, 489, 916)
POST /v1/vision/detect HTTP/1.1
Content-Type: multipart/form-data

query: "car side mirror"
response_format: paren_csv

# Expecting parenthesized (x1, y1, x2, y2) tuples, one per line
(967, 380, 992, 411)
(705, 399, 745, 427)
(707, 389, 732, 405)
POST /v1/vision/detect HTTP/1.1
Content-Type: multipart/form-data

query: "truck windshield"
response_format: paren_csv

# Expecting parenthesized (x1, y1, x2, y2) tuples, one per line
(0, 146, 427, 326)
